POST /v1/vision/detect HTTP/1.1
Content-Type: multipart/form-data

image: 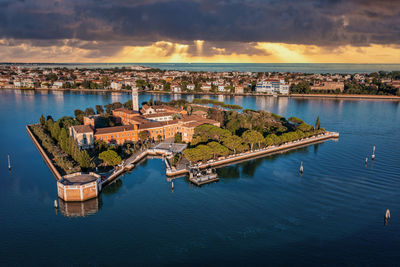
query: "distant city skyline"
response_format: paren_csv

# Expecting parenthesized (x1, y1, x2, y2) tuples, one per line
(1, 0, 400, 63)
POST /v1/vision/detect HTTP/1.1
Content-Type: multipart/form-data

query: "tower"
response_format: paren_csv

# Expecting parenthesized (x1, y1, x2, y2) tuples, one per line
(132, 85, 139, 112)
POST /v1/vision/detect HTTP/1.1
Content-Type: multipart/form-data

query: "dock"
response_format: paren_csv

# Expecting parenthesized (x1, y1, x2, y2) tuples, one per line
(189, 169, 219, 186)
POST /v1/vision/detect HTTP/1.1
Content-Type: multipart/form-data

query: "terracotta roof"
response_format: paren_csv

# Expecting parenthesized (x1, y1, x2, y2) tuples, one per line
(143, 112, 175, 119)
(95, 125, 135, 135)
(113, 108, 140, 115)
(71, 125, 93, 134)
(138, 121, 164, 130)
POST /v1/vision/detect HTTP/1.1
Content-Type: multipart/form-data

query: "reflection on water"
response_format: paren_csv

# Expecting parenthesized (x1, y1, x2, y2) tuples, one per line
(102, 179, 123, 195)
(111, 92, 122, 103)
(58, 197, 100, 217)
(52, 91, 64, 103)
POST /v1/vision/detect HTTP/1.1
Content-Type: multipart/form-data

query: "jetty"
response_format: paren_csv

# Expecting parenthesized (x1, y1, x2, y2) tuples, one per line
(189, 168, 219, 186)
(27, 123, 339, 201)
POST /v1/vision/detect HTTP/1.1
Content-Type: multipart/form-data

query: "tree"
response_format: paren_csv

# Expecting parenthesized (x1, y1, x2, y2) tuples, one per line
(138, 131, 148, 141)
(315, 116, 321, 130)
(85, 107, 95, 116)
(99, 150, 122, 166)
(290, 81, 311, 94)
(222, 135, 243, 154)
(40, 114, 46, 126)
(79, 150, 91, 169)
(124, 100, 132, 109)
(242, 130, 264, 150)
(207, 142, 229, 159)
(74, 109, 85, 124)
(95, 105, 104, 114)
(174, 133, 182, 143)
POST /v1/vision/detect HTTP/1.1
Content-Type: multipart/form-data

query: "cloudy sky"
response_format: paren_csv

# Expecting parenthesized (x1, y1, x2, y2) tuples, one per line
(1, 0, 400, 63)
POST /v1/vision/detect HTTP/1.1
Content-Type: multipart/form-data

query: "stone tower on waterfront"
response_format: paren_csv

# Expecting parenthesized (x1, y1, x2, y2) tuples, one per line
(132, 85, 139, 112)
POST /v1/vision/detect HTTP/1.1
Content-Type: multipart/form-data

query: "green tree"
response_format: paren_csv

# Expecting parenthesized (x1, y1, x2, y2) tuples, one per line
(95, 105, 104, 114)
(40, 114, 46, 126)
(79, 150, 91, 169)
(74, 109, 85, 124)
(315, 116, 321, 130)
(242, 130, 264, 150)
(174, 133, 182, 143)
(99, 150, 122, 166)
(85, 107, 95, 116)
(138, 131, 148, 141)
(222, 135, 243, 154)
(207, 142, 229, 159)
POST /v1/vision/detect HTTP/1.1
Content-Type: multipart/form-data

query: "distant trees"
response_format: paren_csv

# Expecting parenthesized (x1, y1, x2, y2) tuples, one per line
(290, 81, 311, 94)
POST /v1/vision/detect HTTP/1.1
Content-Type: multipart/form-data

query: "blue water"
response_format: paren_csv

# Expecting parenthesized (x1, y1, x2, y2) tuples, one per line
(4, 63, 400, 74)
(0, 90, 400, 265)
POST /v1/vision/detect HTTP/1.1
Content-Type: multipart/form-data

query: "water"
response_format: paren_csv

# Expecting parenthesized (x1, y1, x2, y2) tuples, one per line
(0, 89, 400, 265)
(3, 63, 400, 74)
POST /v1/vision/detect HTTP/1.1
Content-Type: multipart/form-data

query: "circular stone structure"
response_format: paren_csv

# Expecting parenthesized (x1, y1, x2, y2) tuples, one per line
(57, 172, 101, 202)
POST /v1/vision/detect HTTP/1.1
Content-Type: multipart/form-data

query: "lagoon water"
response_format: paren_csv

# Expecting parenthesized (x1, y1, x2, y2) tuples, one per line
(0, 89, 400, 265)
(7, 62, 400, 74)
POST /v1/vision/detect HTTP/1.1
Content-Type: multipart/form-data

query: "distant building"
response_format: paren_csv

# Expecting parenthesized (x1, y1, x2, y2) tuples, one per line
(311, 81, 344, 92)
(110, 82, 122, 90)
(256, 79, 289, 95)
(187, 84, 195, 90)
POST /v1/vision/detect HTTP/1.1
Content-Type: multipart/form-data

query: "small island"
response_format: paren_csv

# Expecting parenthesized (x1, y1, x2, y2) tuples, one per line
(27, 90, 338, 202)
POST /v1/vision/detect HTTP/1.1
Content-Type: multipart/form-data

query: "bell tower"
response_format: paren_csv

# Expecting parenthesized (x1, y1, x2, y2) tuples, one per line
(132, 85, 139, 112)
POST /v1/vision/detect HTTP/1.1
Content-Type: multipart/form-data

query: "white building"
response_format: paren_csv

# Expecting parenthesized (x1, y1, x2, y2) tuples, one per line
(217, 85, 226, 92)
(255, 79, 289, 95)
(111, 82, 122, 90)
(53, 81, 64, 89)
(187, 84, 195, 90)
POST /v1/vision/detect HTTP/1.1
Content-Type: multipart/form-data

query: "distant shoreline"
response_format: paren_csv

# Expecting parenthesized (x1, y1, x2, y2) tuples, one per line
(1, 87, 399, 100)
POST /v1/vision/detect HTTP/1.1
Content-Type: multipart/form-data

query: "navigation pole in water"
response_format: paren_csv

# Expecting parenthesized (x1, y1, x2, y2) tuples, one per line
(8, 154, 11, 170)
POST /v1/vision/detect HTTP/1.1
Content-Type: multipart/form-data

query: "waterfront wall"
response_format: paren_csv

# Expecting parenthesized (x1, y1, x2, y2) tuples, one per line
(26, 124, 62, 181)
(166, 131, 339, 176)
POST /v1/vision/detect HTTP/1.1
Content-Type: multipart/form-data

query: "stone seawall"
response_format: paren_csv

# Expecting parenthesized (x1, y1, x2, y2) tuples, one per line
(26, 124, 62, 181)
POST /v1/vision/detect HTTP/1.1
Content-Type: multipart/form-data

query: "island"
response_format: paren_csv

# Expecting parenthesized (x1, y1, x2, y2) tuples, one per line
(27, 90, 339, 202)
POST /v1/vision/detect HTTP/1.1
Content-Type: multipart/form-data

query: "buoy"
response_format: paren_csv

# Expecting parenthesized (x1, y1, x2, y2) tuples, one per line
(172, 181, 174, 190)
(385, 209, 391, 220)
(8, 154, 11, 170)
(54, 199, 58, 209)
(299, 161, 303, 174)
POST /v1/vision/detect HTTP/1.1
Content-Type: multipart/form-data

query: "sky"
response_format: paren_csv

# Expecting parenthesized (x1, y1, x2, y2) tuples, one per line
(1, 0, 400, 63)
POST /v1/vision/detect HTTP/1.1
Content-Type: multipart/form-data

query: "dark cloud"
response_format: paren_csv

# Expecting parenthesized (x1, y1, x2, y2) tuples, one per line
(0, 0, 399, 53)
